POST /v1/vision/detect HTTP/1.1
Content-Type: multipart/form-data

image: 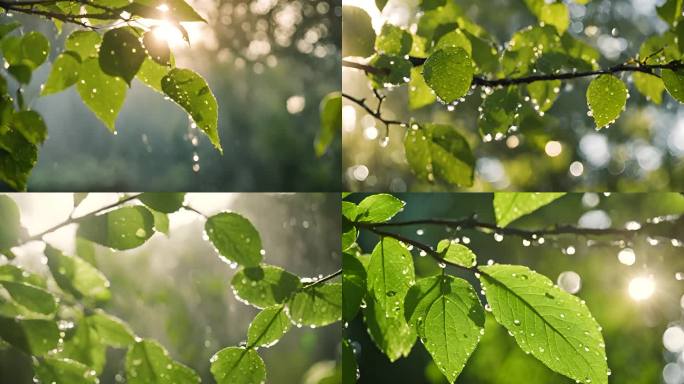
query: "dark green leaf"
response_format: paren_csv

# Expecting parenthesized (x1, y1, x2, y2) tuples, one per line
(367, 54, 411, 87)
(231, 265, 301, 309)
(206, 212, 262, 267)
(0, 280, 56, 315)
(99, 27, 146, 84)
(142, 30, 171, 66)
(34, 357, 99, 384)
(12, 110, 47, 146)
(76, 206, 155, 250)
(478, 87, 522, 139)
(343, 251, 366, 322)
(139, 192, 185, 213)
(0, 317, 59, 355)
(210, 347, 265, 384)
(662, 69, 684, 103)
(342, 339, 358, 384)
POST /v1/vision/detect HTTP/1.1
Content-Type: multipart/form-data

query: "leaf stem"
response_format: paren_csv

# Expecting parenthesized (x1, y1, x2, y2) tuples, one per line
(302, 269, 342, 289)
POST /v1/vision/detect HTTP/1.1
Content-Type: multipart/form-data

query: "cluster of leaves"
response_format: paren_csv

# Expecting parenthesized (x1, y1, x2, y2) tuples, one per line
(0, 192, 341, 384)
(343, 0, 684, 188)
(0, 0, 220, 191)
(342, 192, 611, 384)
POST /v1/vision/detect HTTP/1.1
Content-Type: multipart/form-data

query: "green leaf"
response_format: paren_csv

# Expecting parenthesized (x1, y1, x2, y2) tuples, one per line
(152, 210, 170, 235)
(633, 72, 664, 104)
(404, 276, 443, 336)
(315, 91, 341, 157)
(436, 240, 477, 268)
(657, 0, 684, 25)
(342, 6, 375, 58)
(479, 264, 608, 384)
(537, 2, 569, 35)
(0, 265, 46, 288)
(19, 31, 49, 69)
(0, 122, 38, 191)
(0, 22, 19, 40)
(364, 237, 416, 361)
(0, 317, 59, 355)
(137, 56, 172, 93)
(343, 251, 366, 322)
(342, 339, 358, 384)
(404, 123, 475, 187)
(247, 304, 291, 348)
(409, 66, 436, 110)
(210, 347, 265, 384)
(493, 192, 565, 227)
(418, 275, 484, 383)
(206, 212, 262, 267)
(367, 54, 412, 87)
(376, 0, 389, 11)
(356, 193, 404, 223)
(478, 87, 522, 138)
(586, 75, 628, 129)
(0, 195, 21, 249)
(375, 24, 412, 56)
(34, 357, 99, 384)
(527, 79, 561, 112)
(76, 206, 155, 250)
(231, 265, 301, 309)
(41, 52, 81, 96)
(126, 339, 200, 384)
(162, 68, 221, 152)
(59, 315, 106, 373)
(139, 192, 185, 213)
(434, 29, 472, 55)
(422, 47, 474, 103)
(45, 245, 111, 301)
(99, 27, 146, 84)
(7, 64, 31, 84)
(130, 0, 206, 22)
(142, 30, 171, 66)
(76, 57, 127, 132)
(12, 110, 47, 146)
(89, 309, 135, 347)
(76, 237, 96, 265)
(65, 30, 102, 60)
(0, 280, 57, 315)
(662, 69, 684, 103)
(286, 282, 341, 327)
(342, 204, 358, 252)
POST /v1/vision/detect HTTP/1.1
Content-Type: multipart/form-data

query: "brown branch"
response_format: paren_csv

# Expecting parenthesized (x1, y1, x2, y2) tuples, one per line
(341, 92, 406, 127)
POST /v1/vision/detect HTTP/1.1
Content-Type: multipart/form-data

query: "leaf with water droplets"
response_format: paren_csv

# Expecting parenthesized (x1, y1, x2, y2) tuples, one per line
(0, 195, 21, 250)
(404, 123, 475, 187)
(210, 347, 265, 384)
(342, 202, 359, 252)
(42, 52, 81, 96)
(409, 66, 436, 110)
(375, 24, 412, 56)
(0, 280, 57, 315)
(88, 309, 136, 347)
(633, 72, 664, 104)
(494, 192, 565, 228)
(231, 264, 301, 309)
(479, 87, 522, 138)
(478, 264, 608, 384)
(342, 339, 358, 384)
(77, 57, 127, 132)
(34, 357, 99, 384)
(137, 56, 172, 93)
(58, 314, 106, 373)
(126, 339, 200, 384)
(527, 79, 561, 112)
(423, 47, 473, 103)
(420, 275, 484, 383)
(142, 30, 172, 66)
(315, 91, 341, 157)
(99, 27, 146, 85)
(356, 194, 405, 224)
(586, 75, 627, 129)
(0, 317, 59, 355)
(206, 212, 262, 267)
(65, 30, 102, 60)
(287, 282, 341, 327)
(247, 304, 291, 348)
(45, 245, 110, 302)
(129, 0, 207, 22)
(436, 240, 476, 268)
(77, 206, 155, 250)
(367, 54, 412, 88)
(662, 69, 684, 103)
(139, 192, 185, 213)
(364, 294, 416, 362)
(162, 68, 221, 152)
(343, 251, 366, 321)
(525, 0, 569, 34)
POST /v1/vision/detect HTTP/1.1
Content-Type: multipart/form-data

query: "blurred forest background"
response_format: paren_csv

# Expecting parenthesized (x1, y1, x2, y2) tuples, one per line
(348, 193, 684, 383)
(0, 0, 341, 192)
(0, 193, 341, 383)
(343, 0, 684, 192)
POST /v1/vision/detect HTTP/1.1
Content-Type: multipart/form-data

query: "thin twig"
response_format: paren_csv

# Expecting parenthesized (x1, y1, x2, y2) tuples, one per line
(341, 92, 406, 127)
(302, 269, 342, 289)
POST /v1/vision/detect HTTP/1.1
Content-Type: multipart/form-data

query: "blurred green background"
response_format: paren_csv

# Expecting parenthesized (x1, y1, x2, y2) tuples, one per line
(0, 193, 341, 383)
(0, 0, 341, 192)
(342, 0, 684, 192)
(348, 193, 684, 383)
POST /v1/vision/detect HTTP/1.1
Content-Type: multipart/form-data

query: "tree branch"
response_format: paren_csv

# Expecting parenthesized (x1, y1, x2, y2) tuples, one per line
(342, 58, 683, 87)
(302, 269, 342, 289)
(342, 92, 406, 127)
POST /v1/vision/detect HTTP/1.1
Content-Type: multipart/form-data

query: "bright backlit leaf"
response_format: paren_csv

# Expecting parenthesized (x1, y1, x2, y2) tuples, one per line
(423, 47, 474, 103)
(142, 30, 172, 66)
(126, 339, 200, 384)
(77, 206, 155, 250)
(356, 193, 405, 223)
(137, 56, 172, 93)
(342, 6, 375, 57)
(435, 29, 472, 55)
(409, 66, 436, 110)
(76, 58, 127, 132)
(231, 264, 301, 309)
(479, 264, 608, 384)
(162, 68, 221, 152)
(494, 192, 565, 227)
(205, 212, 262, 267)
(633, 72, 664, 104)
(45, 245, 111, 301)
(315, 91, 341, 157)
(404, 123, 475, 187)
(527, 79, 561, 112)
(586, 75, 628, 129)
(89, 310, 136, 347)
(65, 30, 102, 60)
(436, 240, 477, 268)
(662, 69, 684, 103)
(286, 282, 341, 327)
(364, 295, 416, 362)
(375, 24, 412, 56)
(41, 52, 81, 96)
(247, 305, 291, 348)
(34, 357, 99, 384)
(210, 347, 266, 384)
